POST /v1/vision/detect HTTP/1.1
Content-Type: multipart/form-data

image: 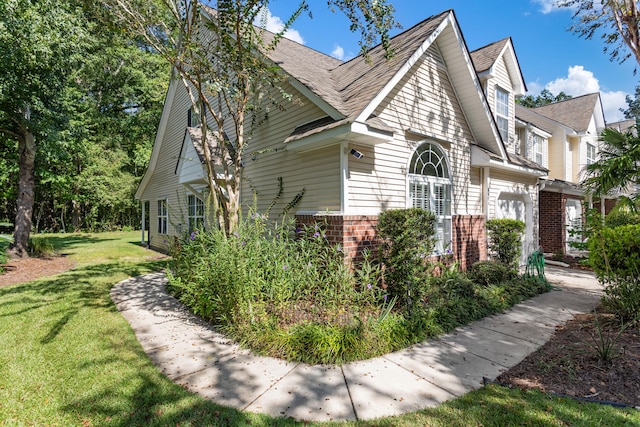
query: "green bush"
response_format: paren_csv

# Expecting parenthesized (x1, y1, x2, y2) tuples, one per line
(486, 219, 525, 269)
(588, 224, 640, 279)
(377, 208, 436, 309)
(588, 224, 640, 323)
(28, 236, 57, 258)
(168, 210, 551, 364)
(467, 260, 515, 287)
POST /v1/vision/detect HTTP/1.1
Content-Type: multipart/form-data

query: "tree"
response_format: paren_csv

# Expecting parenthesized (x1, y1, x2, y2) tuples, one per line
(624, 84, 640, 118)
(516, 89, 572, 108)
(104, 0, 399, 235)
(581, 123, 640, 210)
(0, 0, 86, 256)
(557, 1, 640, 67)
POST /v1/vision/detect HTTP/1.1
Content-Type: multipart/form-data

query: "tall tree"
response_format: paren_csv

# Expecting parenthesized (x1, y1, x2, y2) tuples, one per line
(624, 84, 640, 118)
(557, 0, 640, 67)
(104, 0, 399, 235)
(0, 0, 86, 256)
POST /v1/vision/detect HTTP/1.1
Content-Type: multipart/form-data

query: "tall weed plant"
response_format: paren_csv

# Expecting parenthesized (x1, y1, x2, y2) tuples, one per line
(168, 212, 381, 330)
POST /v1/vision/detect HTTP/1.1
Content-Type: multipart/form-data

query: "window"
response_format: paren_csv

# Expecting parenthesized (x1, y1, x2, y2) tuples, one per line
(187, 106, 202, 127)
(532, 134, 543, 165)
(496, 88, 509, 141)
(408, 143, 452, 254)
(586, 143, 596, 165)
(188, 194, 205, 232)
(157, 199, 168, 234)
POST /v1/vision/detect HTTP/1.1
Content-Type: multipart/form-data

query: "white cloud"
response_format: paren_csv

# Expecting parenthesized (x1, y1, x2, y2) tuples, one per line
(601, 90, 628, 122)
(546, 65, 600, 95)
(532, 0, 574, 14)
(532, 0, 561, 14)
(254, 7, 304, 44)
(331, 45, 345, 60)
(541, 65, 627, 122)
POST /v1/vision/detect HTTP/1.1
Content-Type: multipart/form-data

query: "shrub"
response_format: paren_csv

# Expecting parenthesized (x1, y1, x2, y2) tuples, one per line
(588, 224, 640, 279)
(486, 218, 525, 269)
(588, 224, 640, 323)
(377, 208, 436, 310)
(28, 236, 57, 258)
(467, 260, 514, 287)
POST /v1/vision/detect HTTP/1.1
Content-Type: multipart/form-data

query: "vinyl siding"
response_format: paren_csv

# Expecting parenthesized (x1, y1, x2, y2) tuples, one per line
(242, 81, 341, 218)
(487, 169, 539, 257)
(348, 42, 482, 215)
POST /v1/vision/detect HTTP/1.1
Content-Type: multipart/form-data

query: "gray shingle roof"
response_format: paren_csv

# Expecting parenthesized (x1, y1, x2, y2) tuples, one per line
(265, 10, 451, 118)
(469, 38, 510, 74)
(532, 93, 600, 132)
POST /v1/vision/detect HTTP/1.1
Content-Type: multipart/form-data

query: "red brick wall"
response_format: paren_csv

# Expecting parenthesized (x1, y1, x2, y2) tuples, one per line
(296, 213, 486, 271)
(295, 214, 379, 264)
(539, 191, 587, 254)
(539, 191, 564, 253)
(452, 215, 487, 270)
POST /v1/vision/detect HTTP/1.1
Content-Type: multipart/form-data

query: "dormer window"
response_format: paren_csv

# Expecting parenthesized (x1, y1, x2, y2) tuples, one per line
(496, 87, 509, 141)
(532, 134, 543, 165)
(586, 143, 596, 165)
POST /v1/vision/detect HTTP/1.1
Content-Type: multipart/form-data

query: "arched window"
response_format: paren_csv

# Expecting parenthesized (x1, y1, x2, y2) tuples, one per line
(408, 143, 452, 254)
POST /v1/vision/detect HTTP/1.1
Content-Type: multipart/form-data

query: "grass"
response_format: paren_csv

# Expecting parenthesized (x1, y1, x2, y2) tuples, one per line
(0, 231, 639, 426)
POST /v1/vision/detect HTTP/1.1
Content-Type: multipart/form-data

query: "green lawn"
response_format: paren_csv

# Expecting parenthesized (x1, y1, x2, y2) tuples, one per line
(0, 231, 638, 426)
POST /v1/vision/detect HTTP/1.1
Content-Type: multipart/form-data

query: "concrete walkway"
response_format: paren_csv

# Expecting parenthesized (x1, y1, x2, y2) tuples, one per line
(111, 267, 602, 422)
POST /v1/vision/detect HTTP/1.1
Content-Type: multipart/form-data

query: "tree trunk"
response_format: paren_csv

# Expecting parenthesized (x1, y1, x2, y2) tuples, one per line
(9, 127, 36, 258)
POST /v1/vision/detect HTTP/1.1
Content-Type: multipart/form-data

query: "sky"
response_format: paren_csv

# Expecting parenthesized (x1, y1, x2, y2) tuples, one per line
(260, 0, 639, 123)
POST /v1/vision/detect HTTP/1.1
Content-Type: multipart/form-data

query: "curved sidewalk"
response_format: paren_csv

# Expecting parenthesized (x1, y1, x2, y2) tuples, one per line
(110, 267, 602, 422)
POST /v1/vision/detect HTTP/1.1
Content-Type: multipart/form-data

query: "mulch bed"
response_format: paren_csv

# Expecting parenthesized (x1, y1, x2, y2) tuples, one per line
(497, 311, 640, 408)
(0, 256, 75, 287)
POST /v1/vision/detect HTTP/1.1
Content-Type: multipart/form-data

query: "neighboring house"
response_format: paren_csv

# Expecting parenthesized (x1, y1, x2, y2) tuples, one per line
(515, 94, 609, 253)
(135, 8, 547, 269)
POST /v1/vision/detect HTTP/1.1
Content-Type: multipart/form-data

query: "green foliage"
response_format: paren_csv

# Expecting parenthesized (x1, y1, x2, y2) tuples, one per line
(467, 260, 515, 287)
(376, 208, 437, 309)
(516, 89, 572, 108)
(581, 125, 640, 209)
(588, 224, 640, 279)
(587, 312, 627, 365)
(169, 209, 550, 364)
(27, 236, 57, 258)
(486, 218, 525, 269)
(588, 224, 640, 323)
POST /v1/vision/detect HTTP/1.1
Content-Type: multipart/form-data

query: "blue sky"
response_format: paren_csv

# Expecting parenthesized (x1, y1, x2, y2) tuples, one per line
(261, 0, 638, 122)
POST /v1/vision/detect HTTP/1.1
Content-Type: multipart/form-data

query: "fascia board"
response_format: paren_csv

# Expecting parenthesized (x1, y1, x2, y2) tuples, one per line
(135, 75, 179, 200)
(355, 12, 453, 124)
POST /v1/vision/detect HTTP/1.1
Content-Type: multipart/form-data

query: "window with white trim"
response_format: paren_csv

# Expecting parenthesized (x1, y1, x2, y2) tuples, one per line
(188, 194, 205, 232)
(586, 142, 596, 165)
(157, 199, 168, 234)
(496, 88, 509, 141)
(532, 134, 543, 165)
(408, 143, 452, 254)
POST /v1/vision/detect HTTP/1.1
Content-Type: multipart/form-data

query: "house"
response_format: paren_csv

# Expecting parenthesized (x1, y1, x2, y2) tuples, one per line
(515, 94, 609, 253)
(135, 8, 548, 269)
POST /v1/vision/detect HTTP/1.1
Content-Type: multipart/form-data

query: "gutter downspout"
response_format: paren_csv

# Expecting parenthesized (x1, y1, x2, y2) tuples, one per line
(141, 201, 146, 246)
(341, 141, 348, 214)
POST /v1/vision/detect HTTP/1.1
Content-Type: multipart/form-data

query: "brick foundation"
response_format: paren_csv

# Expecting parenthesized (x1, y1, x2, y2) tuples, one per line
(451, 215, 487, 270)
(296, 213, 487, 270)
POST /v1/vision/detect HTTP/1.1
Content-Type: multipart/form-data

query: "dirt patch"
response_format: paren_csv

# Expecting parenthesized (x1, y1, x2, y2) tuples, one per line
(497, 311, 640, 408)
(0, 256, 75, 287)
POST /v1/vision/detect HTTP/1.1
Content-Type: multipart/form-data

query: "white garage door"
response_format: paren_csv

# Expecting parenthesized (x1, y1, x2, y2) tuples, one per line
(496, 194, 530, 265)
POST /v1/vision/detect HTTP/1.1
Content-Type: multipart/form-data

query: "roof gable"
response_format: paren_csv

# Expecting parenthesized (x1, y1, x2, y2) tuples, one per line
(470, 38, 526, 95)
(532, 93, 603, 133)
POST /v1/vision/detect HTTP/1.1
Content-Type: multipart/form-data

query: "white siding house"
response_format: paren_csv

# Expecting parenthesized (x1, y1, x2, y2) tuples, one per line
(136, 9, 547, 268)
